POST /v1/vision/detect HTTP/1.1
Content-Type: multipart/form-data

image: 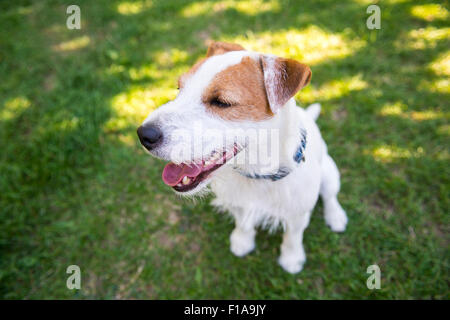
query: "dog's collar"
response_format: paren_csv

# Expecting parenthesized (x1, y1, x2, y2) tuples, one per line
(236, 128, 307, 181)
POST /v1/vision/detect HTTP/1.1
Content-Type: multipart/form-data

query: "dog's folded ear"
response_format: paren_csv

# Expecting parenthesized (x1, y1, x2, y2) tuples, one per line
(260, 55, 311, 114)
(206, 41, 245, 57)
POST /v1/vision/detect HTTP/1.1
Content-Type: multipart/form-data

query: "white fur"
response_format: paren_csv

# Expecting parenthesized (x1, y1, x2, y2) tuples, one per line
(141, 51, 348, 273)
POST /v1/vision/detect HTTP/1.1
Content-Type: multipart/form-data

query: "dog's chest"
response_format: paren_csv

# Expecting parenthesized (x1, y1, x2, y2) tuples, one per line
(210, 162, 321, 216)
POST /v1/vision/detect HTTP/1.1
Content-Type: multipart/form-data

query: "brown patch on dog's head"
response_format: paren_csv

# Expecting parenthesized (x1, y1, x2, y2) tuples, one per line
(202, 55, 311, 121)
(178, 41, 311, 121)
(178, 41, 245, 89)
(203, 56, 272, 121)
(205, 41, 245, 57)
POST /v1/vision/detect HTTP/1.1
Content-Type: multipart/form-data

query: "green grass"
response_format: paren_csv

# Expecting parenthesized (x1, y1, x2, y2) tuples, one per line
(0, 0, 449, 299)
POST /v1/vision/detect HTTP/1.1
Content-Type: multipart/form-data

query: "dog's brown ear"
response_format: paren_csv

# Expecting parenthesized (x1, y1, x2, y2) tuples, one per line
(206, 41, 245, 57)
(260, 55, 311, 113)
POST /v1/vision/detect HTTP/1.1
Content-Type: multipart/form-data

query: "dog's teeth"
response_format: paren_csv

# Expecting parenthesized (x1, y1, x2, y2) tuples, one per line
(210, 152, 221, 161)
(182, 176, 191, 185)
(204, 160, 212, 166)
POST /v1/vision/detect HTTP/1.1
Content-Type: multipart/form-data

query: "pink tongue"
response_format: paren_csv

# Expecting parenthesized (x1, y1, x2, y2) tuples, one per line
(162, 162, 202, 186)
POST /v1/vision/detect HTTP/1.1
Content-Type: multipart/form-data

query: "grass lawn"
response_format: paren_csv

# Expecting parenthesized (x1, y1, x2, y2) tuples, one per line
(0, 0, 449, 299)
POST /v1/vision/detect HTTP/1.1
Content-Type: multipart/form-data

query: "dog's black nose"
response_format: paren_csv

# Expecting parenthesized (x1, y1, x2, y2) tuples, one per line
(137, 125, 163, 150)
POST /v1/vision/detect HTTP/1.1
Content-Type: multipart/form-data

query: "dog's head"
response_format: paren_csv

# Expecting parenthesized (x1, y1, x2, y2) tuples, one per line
(137, 42, 311, 196)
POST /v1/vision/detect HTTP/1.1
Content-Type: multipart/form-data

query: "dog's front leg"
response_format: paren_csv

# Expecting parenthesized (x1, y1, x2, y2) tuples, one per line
(229, 208, 256, 257)
(278, 211, 311, 274)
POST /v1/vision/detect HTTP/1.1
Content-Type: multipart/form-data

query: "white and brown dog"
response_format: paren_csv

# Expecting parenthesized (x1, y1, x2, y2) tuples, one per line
(137, 42, 348, 273)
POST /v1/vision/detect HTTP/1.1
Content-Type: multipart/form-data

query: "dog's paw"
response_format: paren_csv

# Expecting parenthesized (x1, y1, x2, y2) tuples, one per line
(324, 201, 348, 233)
(278, 254, 306, 274)
(230, 229, 255, 257)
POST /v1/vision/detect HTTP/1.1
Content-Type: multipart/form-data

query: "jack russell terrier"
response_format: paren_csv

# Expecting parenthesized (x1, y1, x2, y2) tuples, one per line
(137, 42, 348, 274)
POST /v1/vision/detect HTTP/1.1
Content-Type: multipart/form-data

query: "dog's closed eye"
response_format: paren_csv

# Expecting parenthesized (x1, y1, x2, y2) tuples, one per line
(210, 97, 233, 108)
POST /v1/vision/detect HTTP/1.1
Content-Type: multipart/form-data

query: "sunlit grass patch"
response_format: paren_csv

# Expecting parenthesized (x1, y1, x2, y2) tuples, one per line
(102, 48, 190, 133)
(104, 49, 189, 84)
(181, 0, 280, 17)
(52, 35, 91, 52)
(0, 96, 31, 121)
(429, 51, 450, 76)
(369, 145, 424, 163)
(401, 27, 450, 50)
(379, 102, 406, 116)
(411, 4, 449, 22)
(408, 110, 447, 121)
(127, 65, 168, 82)
(379, 102, 448, 121)
(153, 48, 189, 68)
(300, 74, 368, 103)
(229, 26, 365, 65)
(419, 78, 450, 94)
(117, 0, 153, 15)
(127, 64, 184, 86)
(106, 87, 177, 131)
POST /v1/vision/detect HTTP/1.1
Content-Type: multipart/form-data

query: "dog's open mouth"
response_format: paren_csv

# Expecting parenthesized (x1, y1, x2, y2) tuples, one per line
(162, 145, 240, 193)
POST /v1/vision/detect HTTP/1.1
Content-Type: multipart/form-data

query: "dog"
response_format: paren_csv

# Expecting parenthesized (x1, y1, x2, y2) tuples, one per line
(137, 42, 348, 273)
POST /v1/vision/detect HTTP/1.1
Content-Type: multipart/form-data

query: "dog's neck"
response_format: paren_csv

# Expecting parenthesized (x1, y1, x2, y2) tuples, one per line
(233, 99, 307, 180)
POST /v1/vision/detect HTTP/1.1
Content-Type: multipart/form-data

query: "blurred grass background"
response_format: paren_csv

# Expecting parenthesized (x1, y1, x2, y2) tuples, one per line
(0, 0, 449, 299)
